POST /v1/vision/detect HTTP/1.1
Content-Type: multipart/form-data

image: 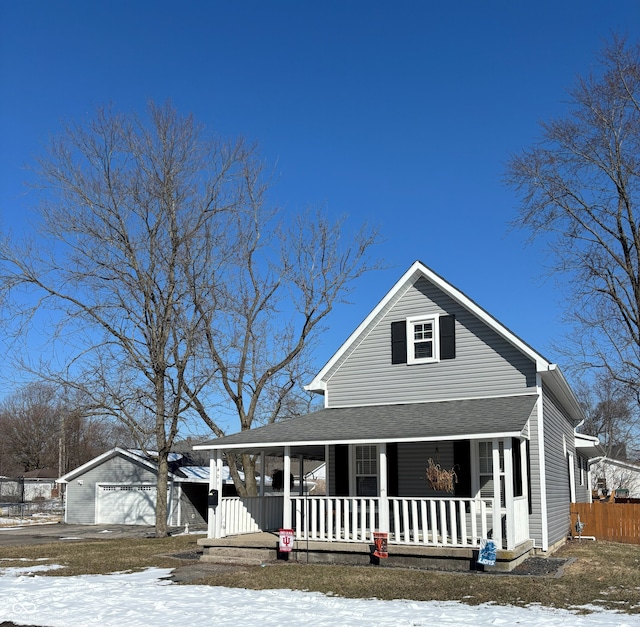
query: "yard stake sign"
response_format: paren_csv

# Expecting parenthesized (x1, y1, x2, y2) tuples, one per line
(373, 532, 388, 558)
(477, 539, 497, 566)
(279, 528, 294, 553)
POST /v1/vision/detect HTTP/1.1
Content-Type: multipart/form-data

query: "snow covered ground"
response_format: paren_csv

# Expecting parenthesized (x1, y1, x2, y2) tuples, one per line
(1, 563, 639, 627)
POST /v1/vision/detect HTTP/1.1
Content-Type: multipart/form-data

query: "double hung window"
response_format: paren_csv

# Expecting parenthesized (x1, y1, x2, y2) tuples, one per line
(355, 445, 378, 496)
(478, 441, 505, 507)
(407, 316, 438, 364)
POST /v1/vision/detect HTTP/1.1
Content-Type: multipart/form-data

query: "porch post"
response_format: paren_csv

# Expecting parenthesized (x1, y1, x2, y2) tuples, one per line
(520, 439, 529, 503)
(207, 451, 216, 538)
(298, 455, 305, 495)
(215, 453, 224, 538)
(378, 443, 389, 532)
(491, 439, 502, 547)
(259, 451, 265, 497)
(283, 446, 292, 529)
(503, 439, 515, 550)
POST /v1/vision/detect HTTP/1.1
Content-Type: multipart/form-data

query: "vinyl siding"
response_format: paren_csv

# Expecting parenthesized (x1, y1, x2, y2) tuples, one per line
(180, 483, 208, 526)
(325, 277, 537, 407)
(574, 454, 590, 502)
(397, 442, 455, 497)
(542, 388, 576, 547)
(64, 455, 179, 525)
(526, 402, 544, 547)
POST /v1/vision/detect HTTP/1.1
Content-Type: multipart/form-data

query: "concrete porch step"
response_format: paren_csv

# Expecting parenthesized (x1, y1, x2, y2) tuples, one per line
(201, 545, 275, 566)
(200, 553, 266, 566)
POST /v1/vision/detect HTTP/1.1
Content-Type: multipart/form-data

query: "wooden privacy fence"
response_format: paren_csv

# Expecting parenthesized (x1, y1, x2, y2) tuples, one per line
(570, 502, 640, 544)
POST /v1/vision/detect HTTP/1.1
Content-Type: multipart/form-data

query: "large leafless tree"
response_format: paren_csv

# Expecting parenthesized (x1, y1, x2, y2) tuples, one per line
(0, 102, 378, 531)
(506, 36, 640, 412)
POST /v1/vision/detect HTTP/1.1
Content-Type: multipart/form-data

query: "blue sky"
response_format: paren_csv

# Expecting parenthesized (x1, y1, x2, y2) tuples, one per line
(1, 1, 639, 390)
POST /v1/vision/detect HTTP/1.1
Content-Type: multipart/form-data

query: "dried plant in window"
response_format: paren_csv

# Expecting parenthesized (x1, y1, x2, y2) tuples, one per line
(426, 457, 457, 493)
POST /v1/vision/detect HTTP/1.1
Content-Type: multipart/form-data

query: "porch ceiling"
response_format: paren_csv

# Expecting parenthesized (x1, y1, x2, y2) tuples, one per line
(195, 395, 538, 453)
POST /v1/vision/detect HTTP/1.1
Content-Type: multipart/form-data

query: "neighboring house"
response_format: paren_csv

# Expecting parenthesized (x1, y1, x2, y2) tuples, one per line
(22, 468, 59, 501)
(57, 448, 212, 527)
(590, 457, 640, 498)
(195, 261, 590, 568)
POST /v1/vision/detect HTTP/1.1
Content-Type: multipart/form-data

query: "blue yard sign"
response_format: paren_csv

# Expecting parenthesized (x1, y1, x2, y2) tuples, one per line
(477, 539, 497, 566)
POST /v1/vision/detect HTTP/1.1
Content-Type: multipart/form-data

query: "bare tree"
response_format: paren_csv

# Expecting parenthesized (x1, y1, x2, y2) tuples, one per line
(575, 372, 639, 458)
(505, 36, 640, 406)
(0, 103, 248, 535)
(188, 207, 377, 495)
(0, 101, 379, 529)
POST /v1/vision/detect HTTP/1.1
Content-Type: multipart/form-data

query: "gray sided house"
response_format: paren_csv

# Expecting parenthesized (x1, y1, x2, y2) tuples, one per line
(196, 261, 592, 569)
(57, 448, 208, 527)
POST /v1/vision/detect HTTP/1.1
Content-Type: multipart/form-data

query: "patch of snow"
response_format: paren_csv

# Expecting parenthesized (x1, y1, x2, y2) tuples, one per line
(0, 558, 51, 562)
(1, 566, 639, 626)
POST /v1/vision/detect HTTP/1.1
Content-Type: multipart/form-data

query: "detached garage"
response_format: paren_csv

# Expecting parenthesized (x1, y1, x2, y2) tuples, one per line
(57, 448, 208, 527)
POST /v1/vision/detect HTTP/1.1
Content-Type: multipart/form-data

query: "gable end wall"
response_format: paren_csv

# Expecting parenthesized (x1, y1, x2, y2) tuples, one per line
(64, 456, 159, 524)
(326, 277, 537, 407)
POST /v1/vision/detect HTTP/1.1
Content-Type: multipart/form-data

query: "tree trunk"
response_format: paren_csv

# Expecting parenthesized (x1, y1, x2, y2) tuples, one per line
(155, 450, 169, 537)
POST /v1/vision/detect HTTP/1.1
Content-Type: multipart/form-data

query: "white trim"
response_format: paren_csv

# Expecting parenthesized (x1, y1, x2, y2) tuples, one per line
(503, 438, 515, 550)
(379, 443, 389, 532)
(353, 444, 379, 497)
(283, 446, 292, 529)
(197, 431, 526, 452)
(535, 375, 549, 551)
(568, 453, 576, 504)
(208, 453, 215, 538)
(406, 314, 441, 364)
(57, 447, 180, 483)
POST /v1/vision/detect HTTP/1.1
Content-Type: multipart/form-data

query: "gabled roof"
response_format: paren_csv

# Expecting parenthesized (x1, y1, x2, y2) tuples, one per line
(56, 448, 181, 483)
(195, 395, 538, 452)
(305, 260, 583, 425)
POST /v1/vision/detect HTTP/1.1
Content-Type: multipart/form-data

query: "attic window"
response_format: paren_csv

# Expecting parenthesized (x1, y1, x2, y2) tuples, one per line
(391, 314, 456, 364)
(408, 316, 437, 363)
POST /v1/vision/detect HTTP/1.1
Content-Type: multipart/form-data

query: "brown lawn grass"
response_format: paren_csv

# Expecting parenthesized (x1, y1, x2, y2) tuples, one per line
(1, 536, 639, 615)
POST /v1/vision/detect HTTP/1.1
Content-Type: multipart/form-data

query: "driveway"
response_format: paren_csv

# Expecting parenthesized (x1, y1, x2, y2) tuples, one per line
(0, 523, 162, 547)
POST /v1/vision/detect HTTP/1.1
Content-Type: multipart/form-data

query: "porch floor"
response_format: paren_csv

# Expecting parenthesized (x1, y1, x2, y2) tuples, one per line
(197, 533, 534, 573)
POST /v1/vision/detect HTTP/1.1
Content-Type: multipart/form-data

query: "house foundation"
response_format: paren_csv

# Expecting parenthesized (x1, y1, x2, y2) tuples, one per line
(198, 533, 534, 572)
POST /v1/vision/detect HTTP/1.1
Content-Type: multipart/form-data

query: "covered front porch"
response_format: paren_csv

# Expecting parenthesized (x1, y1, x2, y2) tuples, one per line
(195, 397, 537, 570)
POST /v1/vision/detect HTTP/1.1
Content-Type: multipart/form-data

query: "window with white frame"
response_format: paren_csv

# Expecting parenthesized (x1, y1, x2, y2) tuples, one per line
(478, 441, 505, 507)
(355, 445, 378, 496)
(579, 455, 585, 486)
(407, 316, 439, 364)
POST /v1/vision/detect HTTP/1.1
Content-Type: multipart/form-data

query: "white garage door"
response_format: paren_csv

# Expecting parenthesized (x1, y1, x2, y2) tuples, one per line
(97, 485, 157, 525)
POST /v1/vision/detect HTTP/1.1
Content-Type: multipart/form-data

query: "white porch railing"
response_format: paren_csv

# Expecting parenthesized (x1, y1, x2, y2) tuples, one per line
(214, 495, 283, 537)
(389, 497, 498, 547)
(290, 496, 499, 547)
(292, 496, 379, 543)
(513, 496, 529, 546)
(215, 495, 510, 548)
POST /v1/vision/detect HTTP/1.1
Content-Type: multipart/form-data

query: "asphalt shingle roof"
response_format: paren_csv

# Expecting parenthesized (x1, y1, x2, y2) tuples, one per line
(196, 395, 538, 450)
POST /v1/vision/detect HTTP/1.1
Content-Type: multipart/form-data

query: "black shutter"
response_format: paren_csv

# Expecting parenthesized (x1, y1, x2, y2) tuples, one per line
(512, 437, 523, 497)
(439, 314, 456, 360)
(386, 443, 399, 497)
(453, 439, 471, 498)
(391, 321, 407, 364)
(334, 444, 349, 496)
